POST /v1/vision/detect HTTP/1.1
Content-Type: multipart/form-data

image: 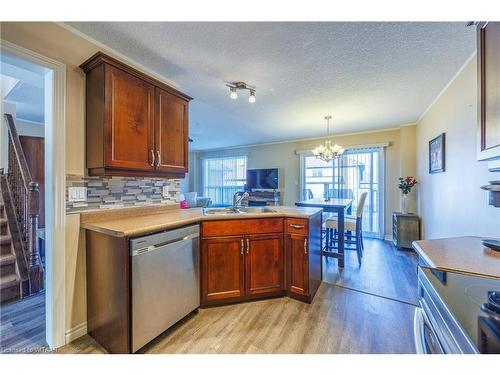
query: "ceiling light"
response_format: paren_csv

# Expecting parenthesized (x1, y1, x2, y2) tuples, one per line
(226, 81, 256, 104)
(312, 115, 345, 162)
(229, 87, 238, 100)
(249, 90, 256, 103)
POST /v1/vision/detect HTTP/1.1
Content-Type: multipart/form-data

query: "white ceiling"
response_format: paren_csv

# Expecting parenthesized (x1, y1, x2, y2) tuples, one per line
(67, 22, 475, 151)
(1, 52, 45, 124)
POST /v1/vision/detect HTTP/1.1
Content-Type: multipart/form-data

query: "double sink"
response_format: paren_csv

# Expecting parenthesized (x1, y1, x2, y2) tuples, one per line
(203, 206, 277, 216)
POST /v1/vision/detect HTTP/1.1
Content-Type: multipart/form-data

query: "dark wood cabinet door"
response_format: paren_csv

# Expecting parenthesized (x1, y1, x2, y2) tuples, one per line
(155, 88, 189, 174)
(245, 234, 284, 296)
(201, 236, 245, 303)
(104, 65, 155, 170)
(477, 22, 500, 161)
(286, 233, 309, 296)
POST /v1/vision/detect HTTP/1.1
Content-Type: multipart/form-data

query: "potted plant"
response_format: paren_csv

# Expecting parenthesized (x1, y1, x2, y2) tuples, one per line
(398, 176, 417, 214)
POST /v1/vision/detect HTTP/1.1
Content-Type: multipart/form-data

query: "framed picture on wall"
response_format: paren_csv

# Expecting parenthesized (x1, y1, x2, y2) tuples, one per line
(429, 133, 445, 174)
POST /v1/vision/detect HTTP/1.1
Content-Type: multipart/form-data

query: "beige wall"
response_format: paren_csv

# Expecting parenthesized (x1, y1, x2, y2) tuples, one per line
(0, 22, 189, 334)
(416, 56, 500, 239)
(195, 125, 417, 236)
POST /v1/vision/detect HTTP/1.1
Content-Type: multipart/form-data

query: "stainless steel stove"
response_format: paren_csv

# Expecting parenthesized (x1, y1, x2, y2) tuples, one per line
(415, 266, 500, 354)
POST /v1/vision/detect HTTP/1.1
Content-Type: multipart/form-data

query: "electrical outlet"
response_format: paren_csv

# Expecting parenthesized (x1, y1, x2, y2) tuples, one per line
(162, 185, 169, 198)
(68, 187, 87, 202)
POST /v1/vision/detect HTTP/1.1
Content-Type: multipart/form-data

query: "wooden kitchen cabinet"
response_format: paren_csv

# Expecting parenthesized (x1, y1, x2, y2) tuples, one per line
(285, 216, 322, 303)
(200, 219, 286, 305)
(477, 22, 500, 164)
(286, 232, 309, 296)
(245, 233, 284, 296)
(201, 236, 245, 304)
(80, 52, 192, 178)
(155, 88, 189, 174)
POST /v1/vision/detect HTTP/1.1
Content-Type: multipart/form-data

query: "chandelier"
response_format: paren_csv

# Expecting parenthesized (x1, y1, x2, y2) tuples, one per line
(312, 115, 345, 162)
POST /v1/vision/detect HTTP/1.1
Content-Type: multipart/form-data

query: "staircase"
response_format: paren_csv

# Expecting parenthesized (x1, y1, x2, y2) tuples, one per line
(0, 190, 21, 303)
(0, 114, 43, 304)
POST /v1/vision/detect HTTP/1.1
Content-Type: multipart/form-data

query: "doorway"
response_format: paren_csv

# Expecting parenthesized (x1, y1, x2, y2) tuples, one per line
(0, 40, 66, 351)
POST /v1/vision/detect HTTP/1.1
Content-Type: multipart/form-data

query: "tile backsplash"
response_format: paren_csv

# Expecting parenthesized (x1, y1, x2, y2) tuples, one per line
(66, 174, 181, 213)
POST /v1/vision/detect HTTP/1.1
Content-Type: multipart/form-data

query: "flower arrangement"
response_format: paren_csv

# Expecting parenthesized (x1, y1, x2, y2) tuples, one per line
(398, 176, 417, 195)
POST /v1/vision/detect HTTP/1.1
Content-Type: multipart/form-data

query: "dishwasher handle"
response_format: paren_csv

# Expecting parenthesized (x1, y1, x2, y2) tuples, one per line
(131, 232, 198, 256)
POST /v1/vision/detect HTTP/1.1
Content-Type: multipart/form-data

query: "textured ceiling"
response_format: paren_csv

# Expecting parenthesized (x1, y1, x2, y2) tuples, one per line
(1, 52, 45, 123)
(67, 22, 475, 150)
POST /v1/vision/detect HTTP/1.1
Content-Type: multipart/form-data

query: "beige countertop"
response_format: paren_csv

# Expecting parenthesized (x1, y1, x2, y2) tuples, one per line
(80, 205, 323, 238)
(412, 236, 500, 279)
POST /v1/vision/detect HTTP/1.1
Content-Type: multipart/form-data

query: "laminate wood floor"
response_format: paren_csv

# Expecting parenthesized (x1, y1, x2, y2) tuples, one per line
(1, 239, 418, 354)
(323, 238, 419, 305)
(0, 291, 48, 353)
(58, 239, 417, 354)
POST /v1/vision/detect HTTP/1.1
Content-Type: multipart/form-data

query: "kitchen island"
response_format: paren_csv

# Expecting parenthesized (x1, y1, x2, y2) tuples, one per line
(82, 205, 323, 353)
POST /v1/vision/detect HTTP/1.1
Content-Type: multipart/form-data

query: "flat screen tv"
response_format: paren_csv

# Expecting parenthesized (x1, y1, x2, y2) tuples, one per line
(246, 169, 279, 190)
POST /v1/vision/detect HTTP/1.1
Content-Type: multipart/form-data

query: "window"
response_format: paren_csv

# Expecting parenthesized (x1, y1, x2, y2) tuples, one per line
(203, 156, 247, 206)
(301, 148, 384, 238)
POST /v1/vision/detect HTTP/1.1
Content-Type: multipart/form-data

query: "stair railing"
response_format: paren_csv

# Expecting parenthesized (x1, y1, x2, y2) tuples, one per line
(4, 113, 43, 294)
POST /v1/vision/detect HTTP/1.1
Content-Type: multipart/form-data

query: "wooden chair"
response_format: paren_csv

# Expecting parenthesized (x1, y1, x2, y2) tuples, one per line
(324, 192, 368, 266)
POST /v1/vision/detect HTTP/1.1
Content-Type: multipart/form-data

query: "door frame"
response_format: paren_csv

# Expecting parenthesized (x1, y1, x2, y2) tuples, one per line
(1, 39, 67, 349)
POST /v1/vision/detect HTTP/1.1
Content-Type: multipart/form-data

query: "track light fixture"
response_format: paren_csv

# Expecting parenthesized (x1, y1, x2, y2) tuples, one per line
(226, 81, 256, 103)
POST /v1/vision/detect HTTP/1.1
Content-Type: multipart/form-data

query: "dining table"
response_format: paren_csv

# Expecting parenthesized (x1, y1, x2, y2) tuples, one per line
(295, 197, 353, 268)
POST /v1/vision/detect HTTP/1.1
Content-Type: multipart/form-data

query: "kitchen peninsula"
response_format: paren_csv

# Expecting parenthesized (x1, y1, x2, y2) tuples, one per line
(81, 205, 323, 353)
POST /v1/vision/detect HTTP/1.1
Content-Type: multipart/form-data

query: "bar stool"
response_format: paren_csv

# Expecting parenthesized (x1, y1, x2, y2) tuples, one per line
(324, 192, 367, 266)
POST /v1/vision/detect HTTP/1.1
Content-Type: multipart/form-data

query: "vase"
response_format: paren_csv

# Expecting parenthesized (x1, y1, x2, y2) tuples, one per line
(401, 194, 409, 214)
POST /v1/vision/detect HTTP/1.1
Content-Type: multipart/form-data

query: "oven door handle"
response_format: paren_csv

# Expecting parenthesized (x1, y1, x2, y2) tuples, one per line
(414, 307, 427, 354)
(414, 306, 444, 354)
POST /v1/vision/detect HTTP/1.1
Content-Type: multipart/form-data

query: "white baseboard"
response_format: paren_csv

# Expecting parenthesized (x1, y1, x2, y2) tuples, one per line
(65, 321, 87, 343)
(384, 234, 393, 242)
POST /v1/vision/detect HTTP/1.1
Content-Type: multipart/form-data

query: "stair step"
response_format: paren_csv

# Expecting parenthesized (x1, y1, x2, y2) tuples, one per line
(0, 218, 7, 226)
(0, 253, 15, 266)
(0, 274, 19, 290)
(0, 235, 12, 245)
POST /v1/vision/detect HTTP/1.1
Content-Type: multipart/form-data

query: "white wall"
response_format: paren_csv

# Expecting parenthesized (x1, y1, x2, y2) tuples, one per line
(416, 56, 500, 239)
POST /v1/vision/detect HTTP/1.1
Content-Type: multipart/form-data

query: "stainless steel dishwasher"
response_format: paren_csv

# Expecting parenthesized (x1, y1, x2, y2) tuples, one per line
(130, 224, 200, 352)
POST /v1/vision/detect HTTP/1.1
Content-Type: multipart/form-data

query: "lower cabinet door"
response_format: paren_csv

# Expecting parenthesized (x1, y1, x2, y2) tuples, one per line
(201, 236, 245, 303)
(245, 234, 284, 296)
(286, 233, 309, 296)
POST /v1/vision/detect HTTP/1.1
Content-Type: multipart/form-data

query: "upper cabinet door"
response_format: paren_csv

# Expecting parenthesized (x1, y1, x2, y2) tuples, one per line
(104, 65, 155, 170)
(477, 22, 500, 162)
(155, 88, 189, 174)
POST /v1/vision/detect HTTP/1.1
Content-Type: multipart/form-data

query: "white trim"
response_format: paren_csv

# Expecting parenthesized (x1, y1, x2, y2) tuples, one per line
(417, 52, 476, 123)
(384, 234, 393, 242)
(195, 127, 402, 152)
(379, 148, 386, 240)
(56, 22, 181, 90)
(295, 142, 390, 155)
(65, 321, 87, 343)
(1, 40, 67, 350)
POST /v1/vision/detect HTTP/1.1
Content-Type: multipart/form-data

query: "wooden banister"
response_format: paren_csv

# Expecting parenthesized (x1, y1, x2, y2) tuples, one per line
(4, 113, 43, 294)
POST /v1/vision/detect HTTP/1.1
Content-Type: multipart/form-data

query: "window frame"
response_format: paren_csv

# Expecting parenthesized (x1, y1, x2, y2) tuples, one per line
(201, 154, 248, 206)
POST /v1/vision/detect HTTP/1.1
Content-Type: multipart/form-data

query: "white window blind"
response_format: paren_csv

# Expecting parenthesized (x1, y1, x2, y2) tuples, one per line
(203, 156, 247, 206)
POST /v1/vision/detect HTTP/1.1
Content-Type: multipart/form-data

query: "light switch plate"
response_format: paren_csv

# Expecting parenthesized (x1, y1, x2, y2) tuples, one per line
(68, 187, 87, 202)
(162, 185, 169, 198)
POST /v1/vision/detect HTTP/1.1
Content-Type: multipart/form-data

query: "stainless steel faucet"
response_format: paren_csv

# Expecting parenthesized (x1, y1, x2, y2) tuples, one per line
(233, 191, 249, 208)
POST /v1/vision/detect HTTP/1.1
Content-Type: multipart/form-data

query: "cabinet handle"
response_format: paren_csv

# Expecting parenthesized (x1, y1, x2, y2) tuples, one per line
(240, 239, 244, 255)
(156, 150, 161, 166)
(150, 150, 155, 167)
(246, 238, 250, 254)
(291, 224, 305, 229)
(304, 238, 308, 254)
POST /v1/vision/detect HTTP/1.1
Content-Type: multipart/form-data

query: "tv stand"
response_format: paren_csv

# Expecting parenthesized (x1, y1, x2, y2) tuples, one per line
(247, 190, 281, 206)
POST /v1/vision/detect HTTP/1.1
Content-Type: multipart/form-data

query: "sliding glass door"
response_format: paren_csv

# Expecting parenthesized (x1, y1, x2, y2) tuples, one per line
(302, 148, 384, 238)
